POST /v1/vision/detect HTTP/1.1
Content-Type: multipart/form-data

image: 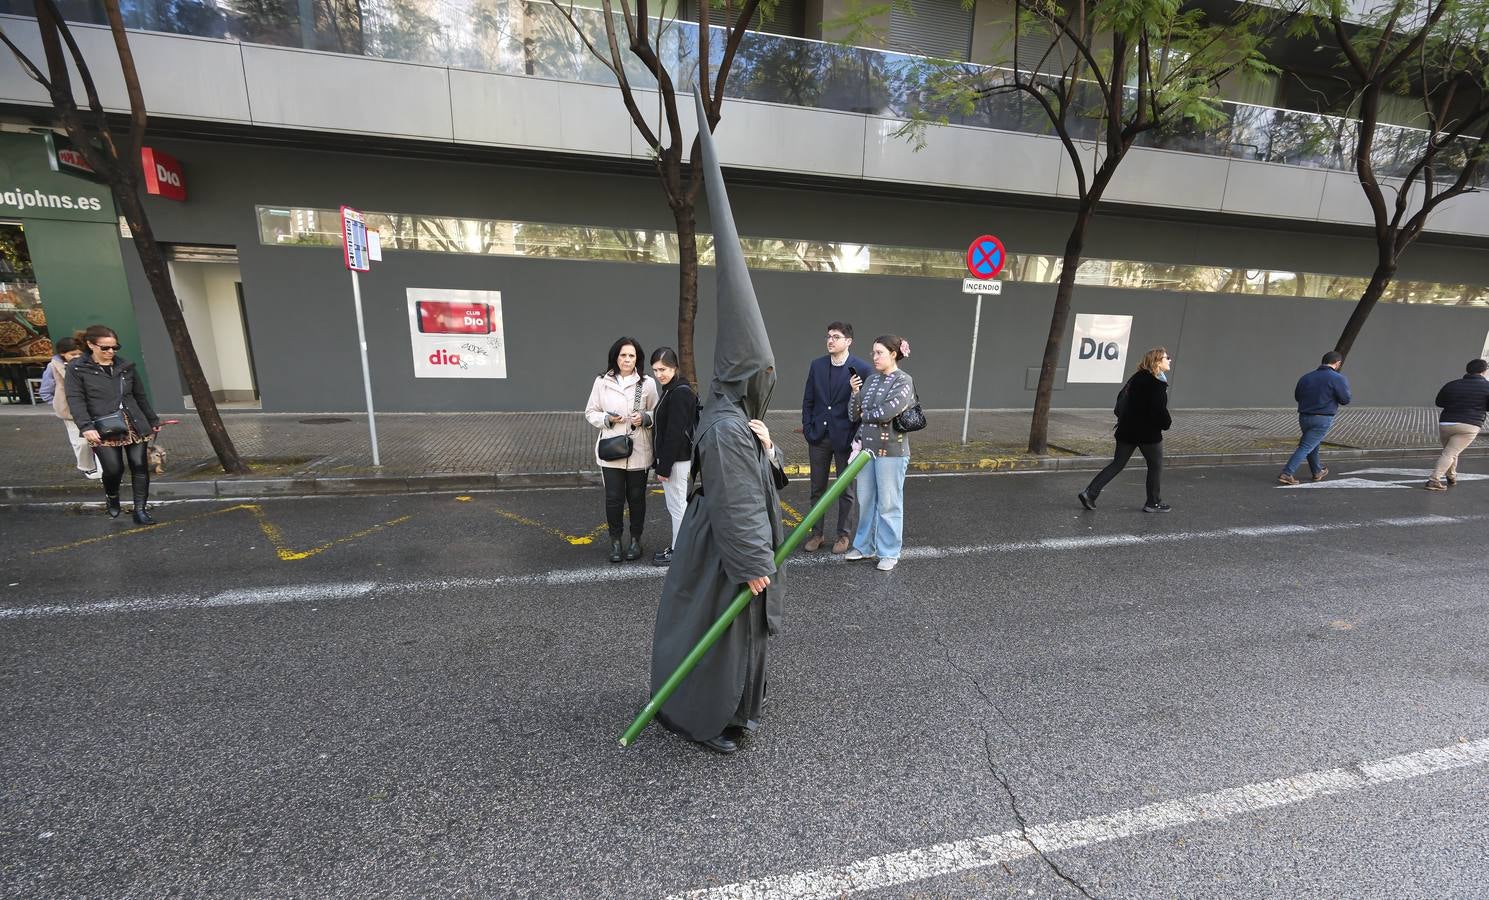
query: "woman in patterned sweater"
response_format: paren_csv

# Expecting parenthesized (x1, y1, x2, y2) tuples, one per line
(846, 334, 916, 571)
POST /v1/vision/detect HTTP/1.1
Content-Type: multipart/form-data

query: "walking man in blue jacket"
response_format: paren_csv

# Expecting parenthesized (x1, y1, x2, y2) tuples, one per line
(1278, 351, 1352, 485)
(801, 321, 871, 552)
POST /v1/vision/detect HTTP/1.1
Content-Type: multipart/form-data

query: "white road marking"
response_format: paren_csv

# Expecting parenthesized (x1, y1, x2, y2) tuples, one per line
(4, 513, 1486, 621)
(1283, 477, 1411, 490)
(1228, 524, 1315, 536)
(670, 736, 1489, 900)
(1286, 467, 1489, 489)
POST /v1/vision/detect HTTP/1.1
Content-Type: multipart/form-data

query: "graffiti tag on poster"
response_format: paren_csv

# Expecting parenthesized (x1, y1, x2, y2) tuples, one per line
(406, 288, 506, 379)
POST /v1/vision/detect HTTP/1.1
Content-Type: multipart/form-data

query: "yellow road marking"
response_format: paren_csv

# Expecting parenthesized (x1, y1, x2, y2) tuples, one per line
(244, 506, 413, 561)
(779, 498, 804, 528)
(489, 506, 608, 546)
(30, 503, 413, 562)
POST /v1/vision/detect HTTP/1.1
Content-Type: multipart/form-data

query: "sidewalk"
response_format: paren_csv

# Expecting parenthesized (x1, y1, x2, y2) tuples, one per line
(0, 406, 1469, 501)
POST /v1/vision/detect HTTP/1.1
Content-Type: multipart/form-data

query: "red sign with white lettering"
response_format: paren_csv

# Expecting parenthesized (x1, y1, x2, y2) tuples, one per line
(141, 147, 186, 201)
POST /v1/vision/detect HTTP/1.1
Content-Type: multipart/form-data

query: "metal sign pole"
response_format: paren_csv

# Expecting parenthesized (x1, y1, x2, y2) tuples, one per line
(961, 294, 982, 446)
(350, 269, 381, 466)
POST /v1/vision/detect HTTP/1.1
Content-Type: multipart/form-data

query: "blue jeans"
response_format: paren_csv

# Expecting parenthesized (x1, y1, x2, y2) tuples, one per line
(1283, 414, 1335, 476)
(852, 455, 909, 560)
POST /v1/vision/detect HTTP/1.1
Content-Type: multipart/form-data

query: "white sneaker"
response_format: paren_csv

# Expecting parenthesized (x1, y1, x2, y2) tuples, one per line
(876, 558, 898, 571)
(844, 549, 873, 561)
(83, 469, 102, 480)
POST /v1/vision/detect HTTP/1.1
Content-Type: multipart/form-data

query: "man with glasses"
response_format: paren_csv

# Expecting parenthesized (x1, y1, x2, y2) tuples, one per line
(801, 321, 870, 553)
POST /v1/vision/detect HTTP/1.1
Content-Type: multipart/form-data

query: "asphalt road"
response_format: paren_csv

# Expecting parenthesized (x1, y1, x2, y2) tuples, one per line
(2, 458, 1486, 898)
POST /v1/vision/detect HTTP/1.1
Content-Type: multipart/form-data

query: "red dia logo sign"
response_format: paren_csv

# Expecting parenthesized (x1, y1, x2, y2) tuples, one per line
(141, 147, 186, 201)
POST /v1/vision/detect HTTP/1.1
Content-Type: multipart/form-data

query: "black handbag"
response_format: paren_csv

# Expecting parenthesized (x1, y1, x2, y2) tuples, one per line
(92, 375, 130, 439)
(597, 380, 645, 461)
(893, 394, 927, 433)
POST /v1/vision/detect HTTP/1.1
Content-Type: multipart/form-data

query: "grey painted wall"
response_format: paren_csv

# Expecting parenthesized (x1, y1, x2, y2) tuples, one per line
(119, 137, 1489, 415)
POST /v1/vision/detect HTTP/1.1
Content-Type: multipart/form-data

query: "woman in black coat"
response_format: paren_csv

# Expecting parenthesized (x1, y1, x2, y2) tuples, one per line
(66, 324, 161, 524)
(649, 346, 698, 567)
(1079, 347, 1173, 513)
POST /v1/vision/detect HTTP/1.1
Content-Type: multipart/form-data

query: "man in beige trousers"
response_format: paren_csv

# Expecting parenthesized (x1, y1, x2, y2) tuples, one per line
(1428, 358, 1489, 491)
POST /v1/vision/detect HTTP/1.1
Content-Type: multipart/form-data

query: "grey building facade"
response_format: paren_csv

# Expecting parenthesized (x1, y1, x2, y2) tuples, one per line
(0, 7, 1485, 415)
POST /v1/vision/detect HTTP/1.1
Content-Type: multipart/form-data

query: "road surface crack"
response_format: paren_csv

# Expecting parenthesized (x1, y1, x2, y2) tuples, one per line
(929, 627, 1098, 898)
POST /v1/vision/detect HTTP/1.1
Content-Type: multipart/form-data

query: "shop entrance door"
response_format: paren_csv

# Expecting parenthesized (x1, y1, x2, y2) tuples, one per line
(166, 245, 261, 409)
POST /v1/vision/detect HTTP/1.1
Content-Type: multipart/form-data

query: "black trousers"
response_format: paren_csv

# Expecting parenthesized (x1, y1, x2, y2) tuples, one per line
(1085, 441, 1162, 505)
(602, 467, 648, 539)
(807, 438, 858, 538)
(97, 441, 150, 506)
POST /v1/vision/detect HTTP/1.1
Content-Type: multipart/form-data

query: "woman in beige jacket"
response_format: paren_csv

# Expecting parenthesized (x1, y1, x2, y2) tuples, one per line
(38, 337, 100, 480)
(585, 337, 659, 563)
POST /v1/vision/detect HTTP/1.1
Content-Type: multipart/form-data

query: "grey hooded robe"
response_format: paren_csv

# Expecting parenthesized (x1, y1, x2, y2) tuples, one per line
(649, 90, 787, 743)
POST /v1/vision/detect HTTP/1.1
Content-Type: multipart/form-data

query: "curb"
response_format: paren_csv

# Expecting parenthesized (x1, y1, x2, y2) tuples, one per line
(3, 445, 1484, 504)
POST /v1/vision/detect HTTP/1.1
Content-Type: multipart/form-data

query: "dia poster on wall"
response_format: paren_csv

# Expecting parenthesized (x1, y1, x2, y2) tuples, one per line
(407, 288, 506, 379)
(1066, 314, 1133, 383)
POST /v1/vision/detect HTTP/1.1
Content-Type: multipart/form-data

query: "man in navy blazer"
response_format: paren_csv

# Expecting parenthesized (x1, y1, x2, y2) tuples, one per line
(801, 321, 871, 553)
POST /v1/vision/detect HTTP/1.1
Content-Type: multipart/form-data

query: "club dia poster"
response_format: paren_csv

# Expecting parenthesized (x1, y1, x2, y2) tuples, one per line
(406, 288, 506, 379)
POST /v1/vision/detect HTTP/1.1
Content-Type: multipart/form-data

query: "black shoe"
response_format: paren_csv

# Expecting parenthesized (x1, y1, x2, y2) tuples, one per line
(697, 734, 738, 754)
(1143, 503, 1172, 513)
(625, 538, 643, 561)
(132, 504, 156, 525)
(105, 494, 121, 518)
(651, 548, 673, 567)
(608, 539, 624, 563)
(1078, 490, 1096, 510)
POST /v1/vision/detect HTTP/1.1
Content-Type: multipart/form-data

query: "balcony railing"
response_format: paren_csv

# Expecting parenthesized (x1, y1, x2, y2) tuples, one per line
(13, 0, 1483, 186)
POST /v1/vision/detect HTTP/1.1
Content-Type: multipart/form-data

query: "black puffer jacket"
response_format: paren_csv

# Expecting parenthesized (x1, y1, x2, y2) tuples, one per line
(65, 355, 159, 436)
(1435, 373, 1489, 428)
(1114, 370, 1172, 445)
(652, 379, 699, 478)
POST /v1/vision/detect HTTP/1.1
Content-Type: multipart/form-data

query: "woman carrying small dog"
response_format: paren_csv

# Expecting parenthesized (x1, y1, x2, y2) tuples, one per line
(66, 325, 160, 524)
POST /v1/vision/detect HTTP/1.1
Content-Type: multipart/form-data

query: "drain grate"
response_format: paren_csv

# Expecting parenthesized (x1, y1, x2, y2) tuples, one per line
(298, 417, 352, 425)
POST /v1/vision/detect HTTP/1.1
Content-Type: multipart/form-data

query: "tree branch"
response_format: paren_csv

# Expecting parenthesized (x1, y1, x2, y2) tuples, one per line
(0, 25, 53, 91)
(102, 0, 146, 163)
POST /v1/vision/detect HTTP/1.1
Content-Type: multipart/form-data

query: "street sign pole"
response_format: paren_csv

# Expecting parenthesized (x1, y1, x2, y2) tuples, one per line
(961, 234, 1007, 446)
(349, 269, 381, 467)
(340, 206, 380, 467)
(962, 293, 982, 445)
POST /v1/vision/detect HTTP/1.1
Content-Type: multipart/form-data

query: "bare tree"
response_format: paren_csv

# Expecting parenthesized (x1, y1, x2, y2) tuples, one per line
(895, 0, 1298, 453)
(549, 0, 773, 387)
(0, 0, 249, 473)
(1309, 0, 1489, 358)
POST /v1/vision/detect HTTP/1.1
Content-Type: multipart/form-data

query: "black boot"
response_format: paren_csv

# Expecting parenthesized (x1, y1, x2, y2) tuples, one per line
(625, 537, 643, 561)
(609, 539, 624, 564)
(131, 472, 153, 524)
(105, 493, 121, 518)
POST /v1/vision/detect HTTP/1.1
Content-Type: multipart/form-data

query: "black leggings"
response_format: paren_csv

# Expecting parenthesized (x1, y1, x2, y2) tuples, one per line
(602, 467, 648, 539)
(1085, 441, 1162, 506)
(97, 441, 151, 506)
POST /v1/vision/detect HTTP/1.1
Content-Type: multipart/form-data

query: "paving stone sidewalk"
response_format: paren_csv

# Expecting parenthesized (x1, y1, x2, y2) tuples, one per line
(0, 406, 1467, 501)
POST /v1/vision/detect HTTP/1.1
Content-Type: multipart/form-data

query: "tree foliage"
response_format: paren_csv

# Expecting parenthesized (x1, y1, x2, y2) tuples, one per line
(886, 0, 1298, 453)
(1299, 0, 1489, 357)
(0, 0, 250, 473)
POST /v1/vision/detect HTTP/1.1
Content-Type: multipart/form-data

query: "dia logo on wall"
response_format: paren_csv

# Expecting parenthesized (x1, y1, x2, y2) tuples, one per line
(407, 288, 506, 379)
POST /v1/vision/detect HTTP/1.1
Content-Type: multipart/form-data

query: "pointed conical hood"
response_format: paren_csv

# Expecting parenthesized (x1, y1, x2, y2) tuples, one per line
(694, 87, 775, 421)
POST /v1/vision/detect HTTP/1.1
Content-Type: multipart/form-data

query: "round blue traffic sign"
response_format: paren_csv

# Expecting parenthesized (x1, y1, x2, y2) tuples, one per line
(965, 235, 1005, 280)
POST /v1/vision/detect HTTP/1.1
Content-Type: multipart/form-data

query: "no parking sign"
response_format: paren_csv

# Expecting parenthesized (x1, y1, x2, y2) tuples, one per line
(963, 234, 1004, 295)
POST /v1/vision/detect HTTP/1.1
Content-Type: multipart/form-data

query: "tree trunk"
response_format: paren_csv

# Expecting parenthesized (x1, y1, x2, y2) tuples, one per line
(1027, 202, 1094, 455)
(113, 186, 250, 474)
(673, 202, 700, 389)
(1334, 254, 1397, 361)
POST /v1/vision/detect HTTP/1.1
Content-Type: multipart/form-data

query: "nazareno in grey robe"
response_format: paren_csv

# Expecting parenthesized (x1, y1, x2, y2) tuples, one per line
(649, 88, 787, 744)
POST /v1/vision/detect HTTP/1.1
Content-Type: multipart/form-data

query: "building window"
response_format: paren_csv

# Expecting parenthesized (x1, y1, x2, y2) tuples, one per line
(255, 206, 1489, 307)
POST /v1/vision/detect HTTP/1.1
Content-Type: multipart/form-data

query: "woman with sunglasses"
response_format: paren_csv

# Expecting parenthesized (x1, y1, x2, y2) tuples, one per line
(66, 325, 161, 524)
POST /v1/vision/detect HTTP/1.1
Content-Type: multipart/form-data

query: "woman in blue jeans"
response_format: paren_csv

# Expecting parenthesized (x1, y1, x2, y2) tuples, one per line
(845, 334, 916, 572)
